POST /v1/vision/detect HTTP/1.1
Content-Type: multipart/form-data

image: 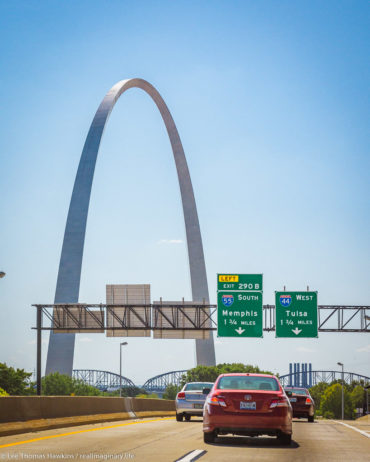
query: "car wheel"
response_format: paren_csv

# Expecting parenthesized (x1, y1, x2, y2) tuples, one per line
(277, 433, 292, 445)
(203, 431, 215, 444)
(176, 413, 183, 422)
(185, 415, 191, 421)
(308, 415, 314, 422)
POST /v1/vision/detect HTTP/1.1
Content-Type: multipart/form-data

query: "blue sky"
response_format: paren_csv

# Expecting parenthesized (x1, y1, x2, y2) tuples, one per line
(0, 0, 369, 384)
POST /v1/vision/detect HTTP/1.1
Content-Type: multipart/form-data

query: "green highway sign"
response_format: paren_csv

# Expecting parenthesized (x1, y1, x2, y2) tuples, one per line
(217, 274, 263, 338)
(275, 291, 318, 338)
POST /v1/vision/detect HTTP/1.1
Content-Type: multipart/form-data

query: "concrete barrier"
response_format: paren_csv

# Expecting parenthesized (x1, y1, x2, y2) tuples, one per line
(0, 396, 176, 435)
(0, 396, 175, 423)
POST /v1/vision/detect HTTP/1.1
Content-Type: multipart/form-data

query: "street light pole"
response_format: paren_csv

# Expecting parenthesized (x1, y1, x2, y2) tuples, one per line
(119, 342, 128, 397)
(337, 362, 344, 420)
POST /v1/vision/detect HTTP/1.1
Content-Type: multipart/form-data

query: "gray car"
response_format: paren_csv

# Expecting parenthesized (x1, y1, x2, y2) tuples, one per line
(176, 382, 214, 421)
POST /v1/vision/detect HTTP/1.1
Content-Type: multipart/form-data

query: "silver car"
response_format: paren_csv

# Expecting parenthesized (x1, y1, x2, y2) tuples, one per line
(176, 382, 214, 421)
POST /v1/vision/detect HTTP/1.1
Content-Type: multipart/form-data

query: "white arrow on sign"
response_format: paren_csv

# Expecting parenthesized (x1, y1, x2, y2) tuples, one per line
(235, 327, 245, 335)
(292, 328, 302, 335)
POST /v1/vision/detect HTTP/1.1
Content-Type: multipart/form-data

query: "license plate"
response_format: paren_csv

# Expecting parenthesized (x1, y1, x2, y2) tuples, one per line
(240, 401, 256, 410)
(289, 398, 297, 402)
(193, 403, 203, 409)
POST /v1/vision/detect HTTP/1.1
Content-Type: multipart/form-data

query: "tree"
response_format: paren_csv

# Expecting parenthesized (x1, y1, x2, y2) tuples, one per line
(350, 385, 365, 410)
(0, 363, 33, 395)
(163, 384, 181, 400)
(320, 383, 354, 419)
(73, 379, 101, 396)
(181, 363, 273, 386)
(42, 373, 74, 395)
(309, 382, 329, 411)
(0, 387, 9, 396)
(42, 373, 102, 396)
(104, 386, 146, 397)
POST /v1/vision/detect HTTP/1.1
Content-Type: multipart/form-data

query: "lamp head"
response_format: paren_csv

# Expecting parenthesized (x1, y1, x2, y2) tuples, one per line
(120, 342, 128, 346)
(0, 272, 5, 279)
(337, 362, 343, 366)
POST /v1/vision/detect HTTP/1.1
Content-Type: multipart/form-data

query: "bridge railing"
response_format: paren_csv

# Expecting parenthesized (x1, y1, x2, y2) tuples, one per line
(279, 370, 370, 388)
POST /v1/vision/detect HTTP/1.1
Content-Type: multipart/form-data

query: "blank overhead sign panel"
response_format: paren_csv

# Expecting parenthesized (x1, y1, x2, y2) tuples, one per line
(53, 305, 104, 333)
(153, 301, 211, 339)
(106, 284, 151, 337)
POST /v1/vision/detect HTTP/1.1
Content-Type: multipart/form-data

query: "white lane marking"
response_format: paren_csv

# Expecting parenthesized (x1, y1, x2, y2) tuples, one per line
(175, 449, 207, 462)
(333, 420, 370, 438)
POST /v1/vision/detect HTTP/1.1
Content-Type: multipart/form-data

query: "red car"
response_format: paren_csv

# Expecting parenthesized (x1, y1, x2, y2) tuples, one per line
(284, 387, 315, 422)
(203, 373, 293, 445)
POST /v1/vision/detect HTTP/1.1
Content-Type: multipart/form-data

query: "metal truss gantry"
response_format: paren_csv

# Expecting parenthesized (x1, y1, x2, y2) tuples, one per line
(72, 369, 135, 390)
(33, 303, 369, 395)
(34, 304, 370, 332)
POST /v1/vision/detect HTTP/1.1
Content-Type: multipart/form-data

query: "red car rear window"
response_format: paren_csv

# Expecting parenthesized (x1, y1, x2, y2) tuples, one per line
(217, 376, 279, 391)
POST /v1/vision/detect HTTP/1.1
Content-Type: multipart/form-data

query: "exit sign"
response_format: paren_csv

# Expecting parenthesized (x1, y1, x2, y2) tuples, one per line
(217, 274, 262, 292)
(217, 274, 263, 338)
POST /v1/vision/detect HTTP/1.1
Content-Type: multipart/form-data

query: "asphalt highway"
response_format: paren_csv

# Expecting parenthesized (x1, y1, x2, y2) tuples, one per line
(0, 417, 369, 462)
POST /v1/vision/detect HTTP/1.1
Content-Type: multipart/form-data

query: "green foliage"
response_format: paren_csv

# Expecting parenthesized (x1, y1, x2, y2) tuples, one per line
(104, 386, 146, 397)
(42, 373, 74, 395)
(136, 393, 158, 399)
(311, 381, 367, 418)
(323, 410, 335, 419)
(320, 383, 354, 419)
(350, 385, 365, 409)
(0, 363, 33, 395)
(181, 363, 273, 387)
(309, 382, 329, 410)
(73, 379, 102, 396)
(42, 373, 102, 396)
(0, 387, 9, 396)
(123, 386, 147, 397)
(162, 384, 181, 400)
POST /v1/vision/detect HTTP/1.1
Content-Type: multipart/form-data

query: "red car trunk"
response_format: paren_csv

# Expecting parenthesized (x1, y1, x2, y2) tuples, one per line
(214, 390, 282, 413)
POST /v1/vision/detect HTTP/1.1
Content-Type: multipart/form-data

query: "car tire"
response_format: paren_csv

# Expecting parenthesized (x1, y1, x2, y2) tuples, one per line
(308, 415, 314, 422)
(176, 413, 183, 422)
(203, 431, 215, 444)
(185, 415, 191, 421)
(277, 433, 292, 445)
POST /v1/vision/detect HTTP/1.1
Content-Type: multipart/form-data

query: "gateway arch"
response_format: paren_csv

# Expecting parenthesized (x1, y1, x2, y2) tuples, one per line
(46, 78, 216, 375)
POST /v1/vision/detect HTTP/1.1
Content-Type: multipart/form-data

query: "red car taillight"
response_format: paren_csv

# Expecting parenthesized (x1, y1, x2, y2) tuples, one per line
(207, 394, 227, 407)
(270, 397, 289, 408)
(305, 397, 312, 405)
(177, 392, 185, 399)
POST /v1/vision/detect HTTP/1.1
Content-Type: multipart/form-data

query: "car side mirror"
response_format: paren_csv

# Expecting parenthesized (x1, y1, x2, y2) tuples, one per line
(202, 388, 211, 395)
(286, 390, 292, 397)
